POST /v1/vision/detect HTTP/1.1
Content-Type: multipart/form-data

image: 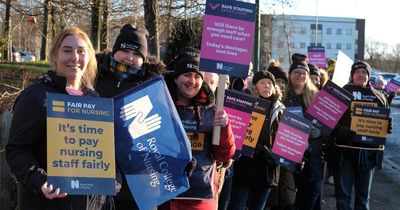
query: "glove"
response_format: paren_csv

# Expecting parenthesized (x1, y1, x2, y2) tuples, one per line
(185, 157, 197, 177)
(336, 126, 356, 145)
(309, 126, 322, 139)
(255, 144, 273, 160)
(387, 117, 392, 134)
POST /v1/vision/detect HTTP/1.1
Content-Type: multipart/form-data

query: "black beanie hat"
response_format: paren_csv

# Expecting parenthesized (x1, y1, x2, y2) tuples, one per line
(267, 65, 288, 84)
(252, 70, 276, 86)
(308, 63, 321, 78)
(173, 48, 202, 78)
(112, 24, 149, 60)
(292, 53, 308, 63)
(351, 60, 371, 78)
(289, 60, 310, 74)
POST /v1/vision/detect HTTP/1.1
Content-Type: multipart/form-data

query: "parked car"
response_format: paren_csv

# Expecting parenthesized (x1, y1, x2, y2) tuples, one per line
(369, 72, 398, 86)
(19, 51, 36, 62)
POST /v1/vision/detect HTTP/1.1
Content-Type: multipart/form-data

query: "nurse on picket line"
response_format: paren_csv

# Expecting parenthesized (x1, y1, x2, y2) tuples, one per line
(159, 47, 235, 210)
(281, 54, 324, 210)
(6, 27, 119, 210)
(228, 70, 285, 210)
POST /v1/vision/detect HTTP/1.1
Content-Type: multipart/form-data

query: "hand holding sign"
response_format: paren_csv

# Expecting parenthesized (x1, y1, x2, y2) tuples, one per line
(120, 95, 162, 139)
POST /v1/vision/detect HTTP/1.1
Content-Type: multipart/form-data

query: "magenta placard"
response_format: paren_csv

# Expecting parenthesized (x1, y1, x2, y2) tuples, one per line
(272, 123, 308, 163)
(201, 14, 254, 65)
(306, 90, 348, 129)
(224, 106, 252, 150)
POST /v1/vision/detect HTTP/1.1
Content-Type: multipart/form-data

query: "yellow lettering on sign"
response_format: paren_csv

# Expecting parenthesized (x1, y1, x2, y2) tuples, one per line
(350, 101, 377, 113)
(187, 132, 205, 151)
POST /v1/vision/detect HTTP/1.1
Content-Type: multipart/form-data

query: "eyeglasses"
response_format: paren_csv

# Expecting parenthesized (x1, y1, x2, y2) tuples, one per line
(292, 70, 308, 76)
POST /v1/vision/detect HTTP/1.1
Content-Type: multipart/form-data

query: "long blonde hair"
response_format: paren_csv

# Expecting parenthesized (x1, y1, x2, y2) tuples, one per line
(285, 73, 318, 108)
(50, 27, 97, 90)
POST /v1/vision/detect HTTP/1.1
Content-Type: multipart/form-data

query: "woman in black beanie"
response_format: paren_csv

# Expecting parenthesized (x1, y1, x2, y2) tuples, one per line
(95, 23, 166, 210)
(228, 70, 284, 210)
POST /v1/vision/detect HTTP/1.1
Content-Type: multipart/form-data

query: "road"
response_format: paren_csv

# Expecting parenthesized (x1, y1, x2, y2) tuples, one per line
(382, 106, 400, 183)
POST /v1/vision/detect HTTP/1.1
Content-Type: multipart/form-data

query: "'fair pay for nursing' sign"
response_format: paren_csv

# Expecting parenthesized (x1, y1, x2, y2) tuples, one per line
(46, 93, 115, 195)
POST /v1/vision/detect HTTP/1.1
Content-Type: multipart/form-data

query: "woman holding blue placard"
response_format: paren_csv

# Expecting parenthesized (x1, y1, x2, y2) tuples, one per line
(6, 27, 117, 210)
(228, 70, 284, 210)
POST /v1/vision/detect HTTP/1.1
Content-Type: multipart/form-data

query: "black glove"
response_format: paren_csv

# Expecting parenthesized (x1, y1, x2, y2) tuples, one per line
(185, 157, 197, 177)
(309, 126, 322, 139)
(255, 144, 273, 160)
(321, 143, 327, 162)
(336, 126, 356, 145)
(387, 117, 392, 134)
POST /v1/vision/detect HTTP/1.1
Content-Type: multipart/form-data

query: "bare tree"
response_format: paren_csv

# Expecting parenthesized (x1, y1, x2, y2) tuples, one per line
(3, 0, 11, 60)
(40, 0, 51, 60)
(100, 0, 108, 51)
(144, 0, 159, 58)
(91, 0, 101, 51)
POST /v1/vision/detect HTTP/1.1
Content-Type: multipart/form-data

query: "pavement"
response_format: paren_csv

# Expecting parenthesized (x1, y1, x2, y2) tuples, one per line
(320, 162, 400, 210)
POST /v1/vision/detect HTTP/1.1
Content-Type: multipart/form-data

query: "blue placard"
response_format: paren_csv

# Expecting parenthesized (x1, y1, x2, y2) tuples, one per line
(46, 93, 115, 195)
(113, 76, 192, 210)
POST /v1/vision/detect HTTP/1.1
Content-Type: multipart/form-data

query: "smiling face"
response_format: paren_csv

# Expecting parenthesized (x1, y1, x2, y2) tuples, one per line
(113, 49, 144, 68)
(255, 78, 275, 98)
(175, 72, 203, 105)
(55, 35, 89, 85)
(310, 75, 321, 88)
(290, 68, 308, 89)
(352, 68, 369, 87)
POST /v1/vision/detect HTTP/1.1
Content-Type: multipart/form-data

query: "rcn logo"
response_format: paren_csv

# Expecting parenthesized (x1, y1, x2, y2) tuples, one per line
(216, 62, 224, 70)
(71, 180, 80, 189)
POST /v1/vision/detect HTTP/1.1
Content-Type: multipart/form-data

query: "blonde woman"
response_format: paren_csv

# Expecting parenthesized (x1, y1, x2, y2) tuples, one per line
(6, 27, 118, 210)
(283, 56, 323, 210)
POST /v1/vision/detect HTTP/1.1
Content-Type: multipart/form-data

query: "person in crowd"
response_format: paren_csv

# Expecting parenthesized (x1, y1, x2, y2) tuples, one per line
(95, 24, 167, 209)
(6, 27, 119, 210)
(267, 65, 288, 93)
(283, 54, 324, 210)
(228, 70, 284, 210)
(308, 63, 321, 89)
(334, 61, 390, 210)
(159, 48, 235, 210)
(203, 72, 219, 93)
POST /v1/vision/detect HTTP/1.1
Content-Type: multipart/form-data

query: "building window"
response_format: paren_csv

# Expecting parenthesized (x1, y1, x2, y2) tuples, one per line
(290, 27, 296, 34)
(346, 29, 352, 35)
(327, 28, 332, 35)
(346, 43, 352, 50)
(290, 42, 295, 48)
(337, 28, 342, 35)
(300, 27, 306, 34)
(336, 43, 342, 50)
(300, 42, 306, 49)
(326, 43, 331, 49)
(278, 42, 284, 48)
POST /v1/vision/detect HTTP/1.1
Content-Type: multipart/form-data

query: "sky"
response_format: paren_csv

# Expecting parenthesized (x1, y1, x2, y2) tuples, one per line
(260, 0, 399, 48)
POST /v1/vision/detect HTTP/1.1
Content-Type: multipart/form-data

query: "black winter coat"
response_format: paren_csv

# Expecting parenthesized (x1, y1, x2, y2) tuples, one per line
(94, 52, 165, 210)
(6, 71, 104, 210)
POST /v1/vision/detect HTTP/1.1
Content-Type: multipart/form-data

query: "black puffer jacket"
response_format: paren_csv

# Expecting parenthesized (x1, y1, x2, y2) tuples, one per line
(283, 89, 325, 181)
(335, 83, 389, 169)
(6, 71, 103, 210)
